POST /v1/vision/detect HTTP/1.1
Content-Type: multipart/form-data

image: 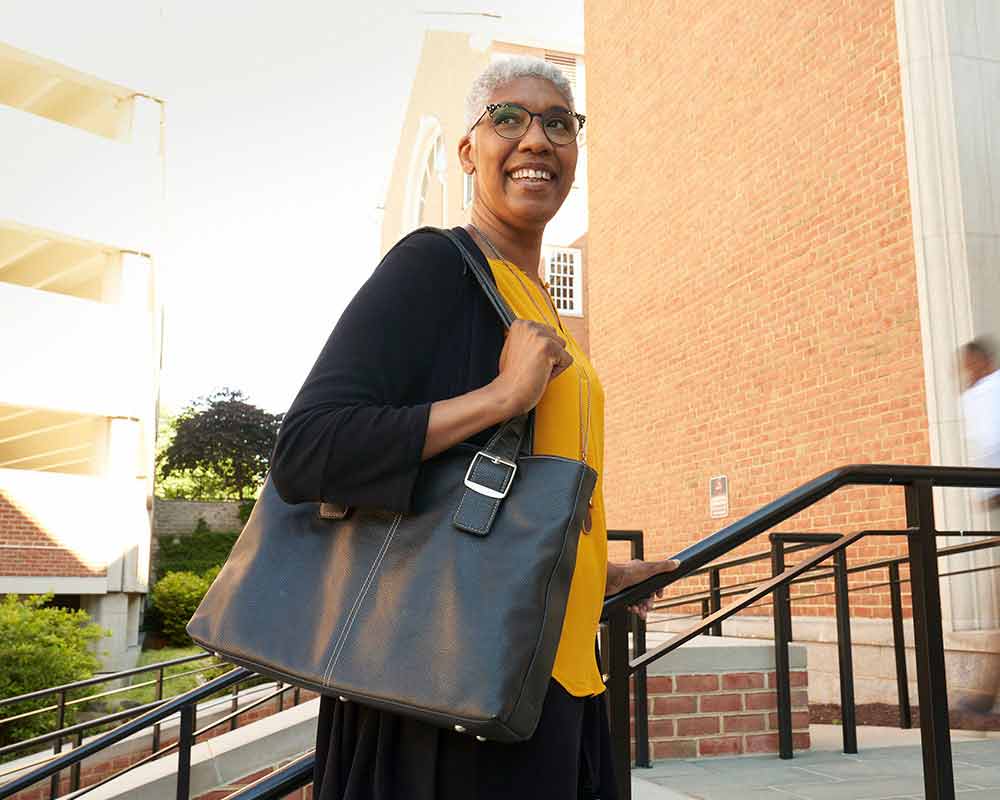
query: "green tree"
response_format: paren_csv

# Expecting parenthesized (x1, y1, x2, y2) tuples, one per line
(157, 388, 282, 501)
(0, 595, 108, 747)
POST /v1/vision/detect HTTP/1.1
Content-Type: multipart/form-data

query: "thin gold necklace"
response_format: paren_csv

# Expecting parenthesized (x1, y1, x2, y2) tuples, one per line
(468, 223, 592, 463)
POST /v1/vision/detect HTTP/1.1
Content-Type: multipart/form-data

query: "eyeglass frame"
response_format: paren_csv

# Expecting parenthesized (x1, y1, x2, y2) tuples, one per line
(470, 102, 587, 146)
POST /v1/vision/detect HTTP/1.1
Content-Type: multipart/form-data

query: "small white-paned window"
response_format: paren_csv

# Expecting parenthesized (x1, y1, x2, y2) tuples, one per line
(463, 172, 474, 208)
(543, 246, 583, 317)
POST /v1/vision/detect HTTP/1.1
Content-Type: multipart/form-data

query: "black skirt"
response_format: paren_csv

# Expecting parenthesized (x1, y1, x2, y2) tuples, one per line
(312, 677, 618, 800)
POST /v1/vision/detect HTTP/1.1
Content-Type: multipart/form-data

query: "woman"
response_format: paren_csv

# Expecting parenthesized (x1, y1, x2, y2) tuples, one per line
(271, 56, 679, 800)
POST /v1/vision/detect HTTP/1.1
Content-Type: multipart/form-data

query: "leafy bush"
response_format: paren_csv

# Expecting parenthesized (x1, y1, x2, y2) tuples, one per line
(151, 571, 213, 646)
(0, 595, 107, 747)
(154, 530, 239, 580)
(238, 500, 255, 525)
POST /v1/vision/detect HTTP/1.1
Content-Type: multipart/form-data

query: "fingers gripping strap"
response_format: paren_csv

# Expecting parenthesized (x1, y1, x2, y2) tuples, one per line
(428, 227, 535, 452)
(409, 227, 535, 534)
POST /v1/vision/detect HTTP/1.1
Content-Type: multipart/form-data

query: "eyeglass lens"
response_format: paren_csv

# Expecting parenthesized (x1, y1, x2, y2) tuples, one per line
(488, 103, 580, 145)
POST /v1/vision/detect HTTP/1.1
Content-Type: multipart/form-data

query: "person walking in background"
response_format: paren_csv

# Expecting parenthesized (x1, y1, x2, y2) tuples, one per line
(958, 337, 1000, 716)
(960, 337, 1000, 510)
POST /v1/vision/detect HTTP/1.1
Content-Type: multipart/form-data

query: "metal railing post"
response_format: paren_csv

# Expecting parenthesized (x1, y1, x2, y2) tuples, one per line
(153, 666, 165, 753)
(70, 732, 82, 791)
(49, 690, 67, 800)
(833, 548, 858, 754)
(231, 680, 240, 731)
(889, 561, 913, 728)
(606, 606, 632, 800)
(176, 703, 196, 800)
(708, 567, 722, 636)
(629, 532, 651, 769)
(905, 481, 954, 800)
(770, 536, 794, 759)
(598, 623, 609, 676)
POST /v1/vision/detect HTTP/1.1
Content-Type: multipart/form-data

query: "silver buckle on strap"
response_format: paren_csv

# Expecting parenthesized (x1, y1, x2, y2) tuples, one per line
(464, 451, 517, 500)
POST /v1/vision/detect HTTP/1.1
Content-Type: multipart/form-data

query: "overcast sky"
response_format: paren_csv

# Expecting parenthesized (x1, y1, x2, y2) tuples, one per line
(158, 1, 584, 414)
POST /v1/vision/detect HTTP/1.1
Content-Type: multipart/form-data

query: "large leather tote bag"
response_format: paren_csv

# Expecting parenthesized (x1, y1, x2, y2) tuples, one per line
(187, 228, 597, 743)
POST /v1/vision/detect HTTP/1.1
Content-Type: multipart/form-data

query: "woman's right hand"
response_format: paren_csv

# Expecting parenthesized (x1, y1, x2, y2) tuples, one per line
(492, 320, 574, 416)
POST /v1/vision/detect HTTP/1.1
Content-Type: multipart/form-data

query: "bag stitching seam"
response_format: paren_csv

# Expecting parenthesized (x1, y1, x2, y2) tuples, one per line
(321, 513, 400, 685)
(326, 512, 402, 680)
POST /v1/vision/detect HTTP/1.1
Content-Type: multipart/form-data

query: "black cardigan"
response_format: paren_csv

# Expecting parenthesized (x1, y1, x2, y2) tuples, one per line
(270, 227, 505, 513)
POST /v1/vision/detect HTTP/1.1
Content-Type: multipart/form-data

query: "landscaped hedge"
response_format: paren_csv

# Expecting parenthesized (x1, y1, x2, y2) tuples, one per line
(0, 595, 107, 747)
(150, 567, 220, 646)
(154, 530, 239, 580)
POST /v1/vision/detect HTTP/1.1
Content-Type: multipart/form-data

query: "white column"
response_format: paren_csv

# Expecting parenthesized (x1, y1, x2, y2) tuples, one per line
(81, 592, 140, 671)
(896, 0, 1000, 631)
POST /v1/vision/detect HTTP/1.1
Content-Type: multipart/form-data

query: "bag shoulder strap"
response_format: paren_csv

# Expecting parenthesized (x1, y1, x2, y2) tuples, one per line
(415, 227, 534, 536)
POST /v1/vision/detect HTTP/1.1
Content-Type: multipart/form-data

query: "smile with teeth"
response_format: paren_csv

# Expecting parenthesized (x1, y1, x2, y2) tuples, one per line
(509, 168, 554, 182)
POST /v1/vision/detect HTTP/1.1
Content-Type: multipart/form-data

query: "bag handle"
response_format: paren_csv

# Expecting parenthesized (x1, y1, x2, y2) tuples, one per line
(428, 227, 535, 536)
(436, 228, 517, 328)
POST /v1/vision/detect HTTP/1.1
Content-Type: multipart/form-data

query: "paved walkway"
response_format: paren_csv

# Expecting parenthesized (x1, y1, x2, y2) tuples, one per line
(633, 725, 1000, 799)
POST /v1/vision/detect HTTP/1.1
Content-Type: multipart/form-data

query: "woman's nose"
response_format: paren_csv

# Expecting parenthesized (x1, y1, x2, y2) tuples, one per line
(518, 116, 552, 151)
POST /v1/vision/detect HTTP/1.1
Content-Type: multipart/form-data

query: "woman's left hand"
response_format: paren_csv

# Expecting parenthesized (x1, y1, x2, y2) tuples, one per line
(605, 558, 681, 620)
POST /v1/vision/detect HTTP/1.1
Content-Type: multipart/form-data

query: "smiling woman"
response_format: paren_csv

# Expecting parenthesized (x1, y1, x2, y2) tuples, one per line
(268, 55, 678, 800)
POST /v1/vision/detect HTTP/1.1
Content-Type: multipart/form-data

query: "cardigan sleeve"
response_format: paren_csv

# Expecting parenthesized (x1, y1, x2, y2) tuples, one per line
(270, 231, 468, 512)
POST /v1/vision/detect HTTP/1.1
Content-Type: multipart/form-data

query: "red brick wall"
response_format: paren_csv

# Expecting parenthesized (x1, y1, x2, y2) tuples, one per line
(584, 1, 927, 618)
(634, 669, 810, 759)
(0, 492, 104, 577)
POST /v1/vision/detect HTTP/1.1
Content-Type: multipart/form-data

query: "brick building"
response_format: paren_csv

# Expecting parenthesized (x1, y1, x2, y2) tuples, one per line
(584, 1, 1000, 704)
(0, 14, 164, 669)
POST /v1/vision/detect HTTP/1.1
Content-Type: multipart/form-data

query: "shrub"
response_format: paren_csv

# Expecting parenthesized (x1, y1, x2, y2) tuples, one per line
(0, 595, 107, 747)
(151, 571, 211, 646)
(154, 530, 239, 580)
(238, 499, 255, 525)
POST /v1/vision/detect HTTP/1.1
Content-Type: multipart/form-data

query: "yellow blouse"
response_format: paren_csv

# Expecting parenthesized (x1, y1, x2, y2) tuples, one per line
(487, 257, 608, 697)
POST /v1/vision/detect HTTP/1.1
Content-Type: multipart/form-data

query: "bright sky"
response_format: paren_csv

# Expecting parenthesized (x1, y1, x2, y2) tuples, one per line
(158, 0, 584, 414)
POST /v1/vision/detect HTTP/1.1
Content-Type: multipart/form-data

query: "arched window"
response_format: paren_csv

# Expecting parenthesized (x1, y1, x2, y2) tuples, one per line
(403, 117, 446, 232)
(418, 137, 445, 226)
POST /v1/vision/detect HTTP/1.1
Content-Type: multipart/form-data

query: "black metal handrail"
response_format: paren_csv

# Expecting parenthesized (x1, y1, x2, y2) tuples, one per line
(0, 661, 227, 756)
(220, 751, 315, 799)
(600, 463, 1000, 800)
(0, 653, 214, 711)
(0, 668, 251, 799)
(605, 530, 651, 766)
(6, 464, 997, 800)
(604, 464, 1000, 610)
(0, 649, 224, 800)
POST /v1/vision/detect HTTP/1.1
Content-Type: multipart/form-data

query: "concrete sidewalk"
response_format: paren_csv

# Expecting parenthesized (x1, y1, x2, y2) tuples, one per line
(636, 726, 1000, 799)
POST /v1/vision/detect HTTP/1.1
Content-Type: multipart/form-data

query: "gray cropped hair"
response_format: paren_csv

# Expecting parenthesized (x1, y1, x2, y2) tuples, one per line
(465, 56, 575, 128)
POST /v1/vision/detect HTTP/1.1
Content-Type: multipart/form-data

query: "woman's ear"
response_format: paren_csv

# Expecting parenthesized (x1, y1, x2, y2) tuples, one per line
(458, 133, 475, 175)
